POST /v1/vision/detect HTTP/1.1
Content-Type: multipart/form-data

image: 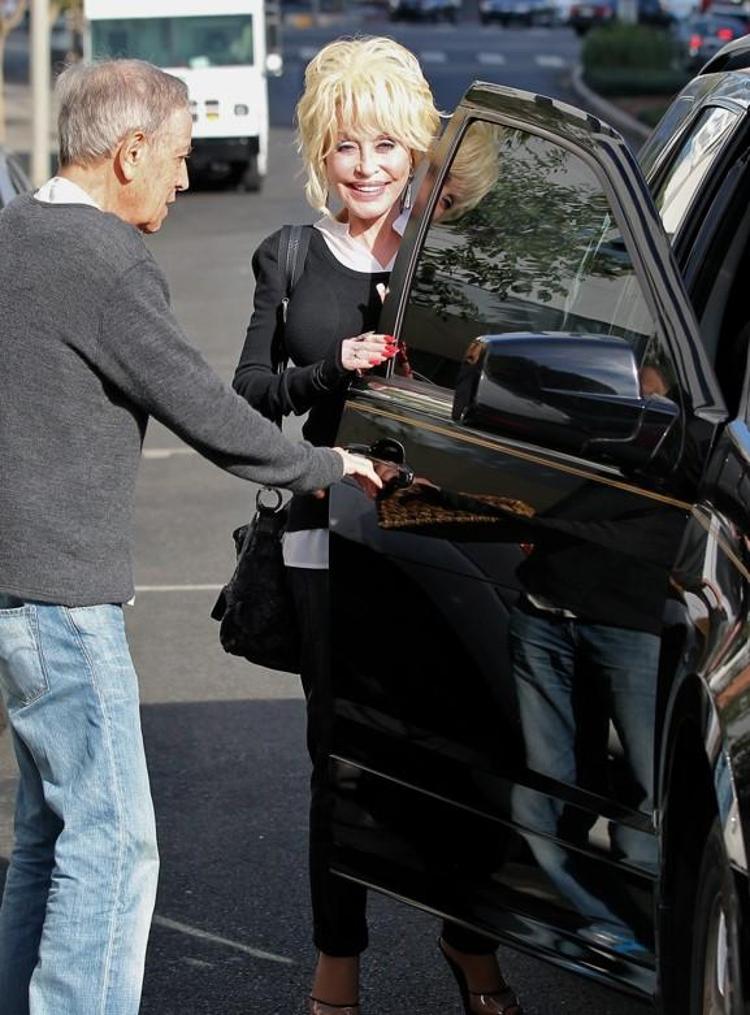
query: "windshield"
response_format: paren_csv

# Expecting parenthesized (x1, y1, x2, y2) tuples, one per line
(91, 16, 254, 69)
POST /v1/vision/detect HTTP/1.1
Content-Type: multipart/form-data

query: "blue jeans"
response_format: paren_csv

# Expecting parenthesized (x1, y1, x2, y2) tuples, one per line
(0, 596, 159, 1015)
(509, 604, 659, 933)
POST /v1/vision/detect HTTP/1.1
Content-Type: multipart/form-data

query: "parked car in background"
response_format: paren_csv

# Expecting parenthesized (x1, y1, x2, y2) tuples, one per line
(479, 0, 556, 24)
(568, 0, 615, 32)
(327, 37, 750, 1015)
(675, 11, 748, 68)
(570, 0, 677, 30)
(638, 0, 675, 23)
(389, 0, 460, 19)
(0, 146, 30, 210)
(708, 0, 750, 20)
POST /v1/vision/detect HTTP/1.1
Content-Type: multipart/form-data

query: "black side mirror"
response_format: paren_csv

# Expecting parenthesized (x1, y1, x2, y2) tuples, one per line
(452, 333, 681, 473)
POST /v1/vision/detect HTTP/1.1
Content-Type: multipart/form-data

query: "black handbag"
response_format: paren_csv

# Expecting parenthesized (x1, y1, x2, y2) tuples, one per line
(211, 224, 311, 672)
(211, 488, 300, 671)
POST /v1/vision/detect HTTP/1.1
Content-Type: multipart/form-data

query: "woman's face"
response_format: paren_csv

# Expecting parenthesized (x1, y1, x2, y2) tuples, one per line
(325, 128, 412, 229)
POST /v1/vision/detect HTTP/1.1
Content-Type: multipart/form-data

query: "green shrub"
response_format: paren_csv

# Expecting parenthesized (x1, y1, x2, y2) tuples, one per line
(584, 66, 690, 95)
(582, 23, 680, 70)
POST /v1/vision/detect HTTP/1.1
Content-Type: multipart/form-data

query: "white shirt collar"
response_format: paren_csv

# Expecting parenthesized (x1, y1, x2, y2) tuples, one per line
(35, 177, 101, 209)
(314, 210, 410, 273)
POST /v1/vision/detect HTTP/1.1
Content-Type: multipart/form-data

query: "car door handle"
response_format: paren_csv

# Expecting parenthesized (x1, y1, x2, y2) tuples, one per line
(343, 441, 415, 489)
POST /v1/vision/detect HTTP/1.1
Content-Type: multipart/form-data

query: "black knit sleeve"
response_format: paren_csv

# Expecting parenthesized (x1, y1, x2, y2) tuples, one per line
(233, 229, 349, 419)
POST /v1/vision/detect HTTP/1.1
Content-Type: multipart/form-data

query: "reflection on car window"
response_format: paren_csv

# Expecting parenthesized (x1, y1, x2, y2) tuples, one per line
(91, 16, 254, 68)
(398, 121, 668, 393)
(653, 106, 738, 240)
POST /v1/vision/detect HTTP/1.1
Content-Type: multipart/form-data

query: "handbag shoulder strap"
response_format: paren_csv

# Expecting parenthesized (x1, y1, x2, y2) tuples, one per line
(269, 225, 311, 429)
(278, 224, 311, 326)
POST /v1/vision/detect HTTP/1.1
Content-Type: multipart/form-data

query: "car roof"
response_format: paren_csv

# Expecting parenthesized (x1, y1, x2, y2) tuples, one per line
(460, 80, 624, 150)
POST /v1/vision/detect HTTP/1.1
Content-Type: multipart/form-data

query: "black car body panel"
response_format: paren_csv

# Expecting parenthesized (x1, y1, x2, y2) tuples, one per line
(328, 74, 750, 1010)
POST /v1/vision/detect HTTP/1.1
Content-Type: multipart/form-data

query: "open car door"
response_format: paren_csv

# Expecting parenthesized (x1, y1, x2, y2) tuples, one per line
(328, 83, 729, 1000)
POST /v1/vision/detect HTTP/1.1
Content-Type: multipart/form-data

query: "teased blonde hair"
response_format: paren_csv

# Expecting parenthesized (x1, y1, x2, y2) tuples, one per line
(296, 36, 441, 214)
(441, 120, 502, 222)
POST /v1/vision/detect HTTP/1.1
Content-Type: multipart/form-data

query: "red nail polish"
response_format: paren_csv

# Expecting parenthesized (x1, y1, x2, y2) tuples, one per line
(369, 356, 382, 365)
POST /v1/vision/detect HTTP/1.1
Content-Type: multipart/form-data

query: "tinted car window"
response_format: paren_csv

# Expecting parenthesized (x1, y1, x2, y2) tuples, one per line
(652, 105, 739, 239)
(398, 120, 672, 394)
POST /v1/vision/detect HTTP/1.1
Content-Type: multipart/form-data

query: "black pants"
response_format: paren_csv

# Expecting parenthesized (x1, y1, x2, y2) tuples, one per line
(287, 566, 497, 958)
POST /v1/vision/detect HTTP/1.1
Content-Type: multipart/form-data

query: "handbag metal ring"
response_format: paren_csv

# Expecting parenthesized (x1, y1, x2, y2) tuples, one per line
(256, 487, 284, 512)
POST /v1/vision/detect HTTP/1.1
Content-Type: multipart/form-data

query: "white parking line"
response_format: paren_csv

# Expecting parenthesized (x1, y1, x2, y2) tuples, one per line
(478, 52, 507, 64)
(420, 50, 447, 63)
(536, 54, 566, 67)
(153, 915, 295, 965)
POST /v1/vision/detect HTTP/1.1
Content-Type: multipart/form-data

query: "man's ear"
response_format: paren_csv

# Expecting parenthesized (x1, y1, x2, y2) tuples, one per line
(116, 131, 147, 183)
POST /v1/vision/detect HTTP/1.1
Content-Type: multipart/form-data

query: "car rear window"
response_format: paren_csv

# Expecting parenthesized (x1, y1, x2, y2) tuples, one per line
(652, 105, 740, 239)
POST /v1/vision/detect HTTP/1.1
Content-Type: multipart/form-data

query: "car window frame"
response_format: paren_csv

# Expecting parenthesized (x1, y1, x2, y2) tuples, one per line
(379, 96, 725, 423)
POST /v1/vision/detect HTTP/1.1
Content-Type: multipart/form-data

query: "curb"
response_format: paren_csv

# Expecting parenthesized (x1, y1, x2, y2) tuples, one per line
(570, 64, 651, 142)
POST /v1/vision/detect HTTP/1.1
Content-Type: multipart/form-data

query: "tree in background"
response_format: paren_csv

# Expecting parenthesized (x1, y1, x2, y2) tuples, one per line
(0, 0, 82, 145)
(50, 0, 83, 63)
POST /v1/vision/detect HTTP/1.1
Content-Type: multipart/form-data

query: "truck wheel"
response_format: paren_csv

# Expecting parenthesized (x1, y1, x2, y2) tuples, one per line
(238, 156, 262, 193)
(689, 819, 745, 1014)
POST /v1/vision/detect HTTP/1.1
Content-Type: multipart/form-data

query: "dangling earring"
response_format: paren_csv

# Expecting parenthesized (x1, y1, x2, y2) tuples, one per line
(400, 173, 414, 212)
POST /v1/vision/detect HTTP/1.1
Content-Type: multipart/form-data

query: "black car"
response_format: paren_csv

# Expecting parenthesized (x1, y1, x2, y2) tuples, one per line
(0, 146, 30, 210)
(327, 43, 750, 1015)
(569, 0, 672, 32)
(479, 0, 556, 25)
(568, 0, 616, 32)
(388, 0, 460, 20)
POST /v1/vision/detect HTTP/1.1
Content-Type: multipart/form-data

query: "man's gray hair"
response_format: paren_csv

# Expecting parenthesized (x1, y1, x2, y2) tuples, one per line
(56, 59, 190, 167)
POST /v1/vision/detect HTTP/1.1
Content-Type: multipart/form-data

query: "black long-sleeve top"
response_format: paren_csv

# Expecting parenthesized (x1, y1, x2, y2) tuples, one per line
(234, 226, 390, 531)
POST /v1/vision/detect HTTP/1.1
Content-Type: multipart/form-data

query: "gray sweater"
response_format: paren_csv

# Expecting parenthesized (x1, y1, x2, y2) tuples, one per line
(0, 195, 344, 606)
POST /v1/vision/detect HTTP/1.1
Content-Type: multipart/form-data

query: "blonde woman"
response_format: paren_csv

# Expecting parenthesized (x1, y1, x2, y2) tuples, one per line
(233, 37, 522, 1015)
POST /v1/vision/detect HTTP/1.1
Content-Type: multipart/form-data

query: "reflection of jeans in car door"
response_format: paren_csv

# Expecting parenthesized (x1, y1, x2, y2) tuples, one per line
(508, 603, 659, 933)
(0, 594, 159, 1015)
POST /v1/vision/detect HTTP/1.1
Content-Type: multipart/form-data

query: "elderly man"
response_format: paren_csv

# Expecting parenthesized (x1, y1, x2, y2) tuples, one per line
(0, 59, 378, 1015)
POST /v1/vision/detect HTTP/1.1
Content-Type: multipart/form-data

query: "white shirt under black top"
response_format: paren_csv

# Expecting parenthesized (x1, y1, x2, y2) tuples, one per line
(233, 213, 408, 570)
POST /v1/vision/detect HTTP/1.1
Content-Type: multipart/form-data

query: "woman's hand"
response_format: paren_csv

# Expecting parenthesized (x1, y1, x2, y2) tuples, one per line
(332, 448, 383, 499)
(340, 332, 397, 374)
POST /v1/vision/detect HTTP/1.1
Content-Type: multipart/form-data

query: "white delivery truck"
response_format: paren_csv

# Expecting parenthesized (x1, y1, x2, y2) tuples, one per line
(84, 0, 282, 191)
